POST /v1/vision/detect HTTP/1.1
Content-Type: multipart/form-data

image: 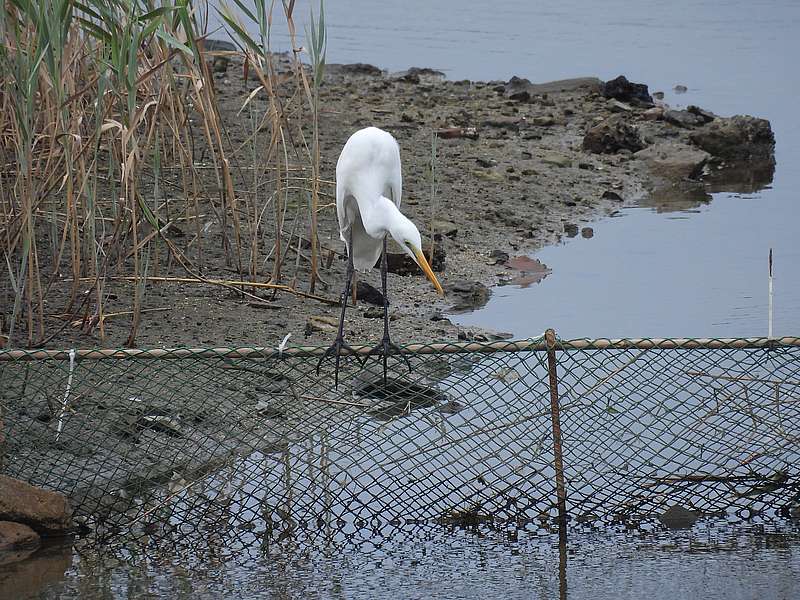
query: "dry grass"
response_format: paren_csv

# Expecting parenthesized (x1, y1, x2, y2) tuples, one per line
(0, 0, 328, 347)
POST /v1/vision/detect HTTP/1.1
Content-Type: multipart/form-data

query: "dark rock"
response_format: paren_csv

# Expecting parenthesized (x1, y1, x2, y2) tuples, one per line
(488, 249, 509, 265)
(634, 142, 711, 180)
(0, 476, 72, 535)
(583, 116, 645, 154)
(504, 76, 601, 101)
(203, 39, 236, 52)
(689, 115, 775, 161)
(355, 280, 385, 306)
(659, 505, 700, 529)
(390, 67, 444, 84)
(581, 227, 594, 239)
(363, 306, 396, 320)
(211, 56, 228, 74)
(436, 127, 479, 140)
(327, 63, 383, 77)
(673, 84, 688, 94)
(475, 157, 497, 168)
(0, 521, 41, 552)
(601, 190, 623, 201)
(652, 91, 665, 100)
(532, 115, 556, 126)
(663, 109, 705, 128)
(406, 67, 445, 78)
(482, 116, 521, 129)
(601, 75, 653, 105)
(383, 242, 445, 275)
(564, 223, 579, 237)
(504, 75, 532, 102)
(437, 400, 466, 415)
(394, 71, 419, 84)
(687, 105, 716, 123)
(445, 280, 491, 313)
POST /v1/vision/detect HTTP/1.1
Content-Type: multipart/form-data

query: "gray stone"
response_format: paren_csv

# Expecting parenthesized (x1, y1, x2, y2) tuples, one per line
(391, 67, 445, 84)
(432, 219, 459, 237)
(482, 116, 521, 129)
(504, 76, 601, 100)
(542, 152, 572, 168)
(643, 107, 664, 121)
(583, 116, 645, 154)
(687, 105, 716, 123)
(663, 109, 705, 128)
(204, 39, 236, 52)
(445, 280, 491, 314)
(608, 99, 633, 112)
(689, 115, 775, 161)
(532, 115, 556, 126)
(326, 63, 383, 77)
(305, 315, 338, 334)
(634, 142, 711, 181)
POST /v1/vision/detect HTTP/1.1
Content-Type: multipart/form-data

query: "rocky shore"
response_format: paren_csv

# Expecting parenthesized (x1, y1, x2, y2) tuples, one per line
(24, 55, 776, 349)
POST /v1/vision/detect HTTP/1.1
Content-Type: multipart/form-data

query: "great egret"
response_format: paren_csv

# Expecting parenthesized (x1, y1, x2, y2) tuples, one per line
(317, 127, 445, 386)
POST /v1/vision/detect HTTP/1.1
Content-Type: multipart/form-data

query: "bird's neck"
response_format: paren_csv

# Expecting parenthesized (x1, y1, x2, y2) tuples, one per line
(361, 195, 402, 238)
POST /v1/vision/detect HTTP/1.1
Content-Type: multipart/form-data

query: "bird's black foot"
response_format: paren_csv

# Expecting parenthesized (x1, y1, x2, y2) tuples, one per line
(316, 337, 363, 388)
(367, 336, 412, 384)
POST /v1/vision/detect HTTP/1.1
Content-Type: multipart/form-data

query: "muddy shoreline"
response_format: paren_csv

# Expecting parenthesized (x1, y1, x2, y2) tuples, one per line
(18, 56, 773, 350)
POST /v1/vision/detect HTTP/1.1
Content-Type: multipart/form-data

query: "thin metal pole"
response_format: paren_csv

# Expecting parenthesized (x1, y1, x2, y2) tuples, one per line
(545, 328, 568, 549)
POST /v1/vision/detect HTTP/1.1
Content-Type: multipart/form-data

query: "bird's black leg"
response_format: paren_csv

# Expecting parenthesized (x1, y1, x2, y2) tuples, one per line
(368, 236, 412, 384)
(316, 231, 361, 388)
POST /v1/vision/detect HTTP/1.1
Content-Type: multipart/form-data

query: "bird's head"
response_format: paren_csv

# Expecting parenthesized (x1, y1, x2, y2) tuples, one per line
(389, 216, 445, 297)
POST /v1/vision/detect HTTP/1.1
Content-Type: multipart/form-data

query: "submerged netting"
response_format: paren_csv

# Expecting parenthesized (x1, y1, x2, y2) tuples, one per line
(1, 337, 798, 548)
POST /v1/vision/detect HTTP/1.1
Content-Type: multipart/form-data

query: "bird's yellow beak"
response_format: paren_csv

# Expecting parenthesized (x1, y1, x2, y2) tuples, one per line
(412, 245, 445, 296)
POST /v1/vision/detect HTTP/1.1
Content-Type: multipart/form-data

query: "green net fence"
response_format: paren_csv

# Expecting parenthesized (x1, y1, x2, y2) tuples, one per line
(1, 336, 798, 549)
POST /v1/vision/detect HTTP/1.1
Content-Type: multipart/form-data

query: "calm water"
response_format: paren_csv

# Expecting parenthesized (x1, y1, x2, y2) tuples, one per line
(7, 2, 800, 598)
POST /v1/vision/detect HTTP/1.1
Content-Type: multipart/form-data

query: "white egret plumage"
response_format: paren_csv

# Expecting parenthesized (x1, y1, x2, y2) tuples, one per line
(318, 127, 444, 386)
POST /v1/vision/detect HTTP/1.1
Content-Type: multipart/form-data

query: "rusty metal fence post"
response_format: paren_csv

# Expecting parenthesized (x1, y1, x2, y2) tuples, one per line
(545, 328, 568, 549)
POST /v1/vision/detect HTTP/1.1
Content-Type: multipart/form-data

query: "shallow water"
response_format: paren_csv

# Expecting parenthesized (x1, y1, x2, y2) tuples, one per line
(8, 520, 800, 599)
(6, 2, 800, 598)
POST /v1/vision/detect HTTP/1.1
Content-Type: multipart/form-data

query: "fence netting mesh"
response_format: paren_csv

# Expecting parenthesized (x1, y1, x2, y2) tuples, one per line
(1, 337, 798, 550)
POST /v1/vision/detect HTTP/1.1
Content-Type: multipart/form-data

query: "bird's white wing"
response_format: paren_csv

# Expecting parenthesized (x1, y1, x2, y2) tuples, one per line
(335, 128, 402, 271)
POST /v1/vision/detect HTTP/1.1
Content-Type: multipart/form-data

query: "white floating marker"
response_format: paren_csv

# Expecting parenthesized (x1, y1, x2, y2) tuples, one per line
(768, 249, 774, 340)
